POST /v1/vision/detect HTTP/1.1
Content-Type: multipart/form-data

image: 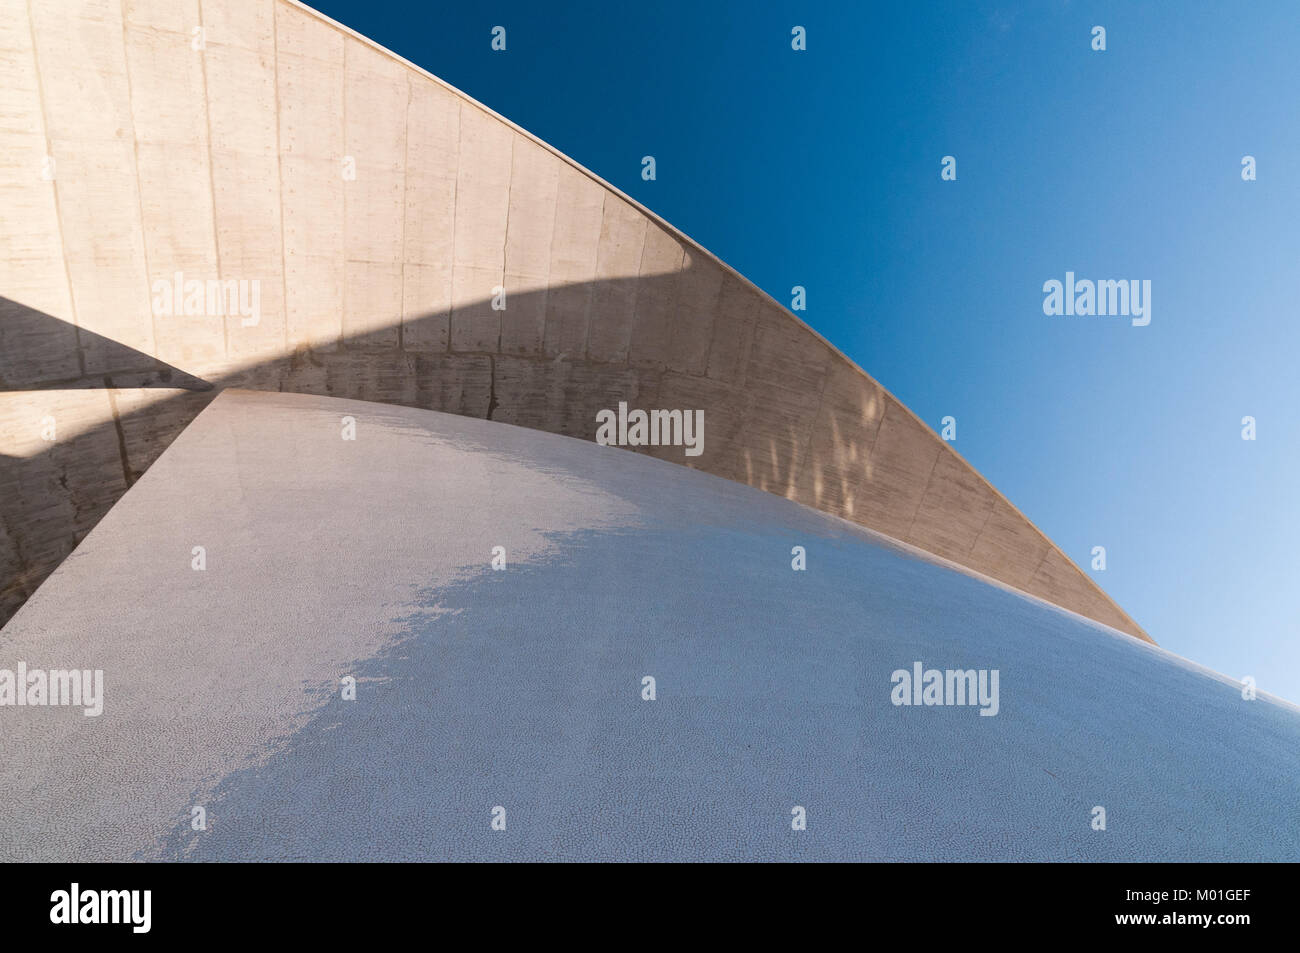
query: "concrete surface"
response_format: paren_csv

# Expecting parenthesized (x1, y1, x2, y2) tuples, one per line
(0, 390, 1292, 862)
(0, 0, 1144, 640)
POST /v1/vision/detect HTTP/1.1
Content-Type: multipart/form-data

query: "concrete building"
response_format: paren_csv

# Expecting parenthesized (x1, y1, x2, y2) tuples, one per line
(0, 0, 1145, 640)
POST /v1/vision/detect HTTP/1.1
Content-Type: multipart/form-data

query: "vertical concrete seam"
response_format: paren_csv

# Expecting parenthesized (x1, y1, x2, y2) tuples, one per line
(965, 497, 997, 560)
(103, 381, 135, 487)
(1025, 541, 1054, 590)
(498, 134, 514, 355)
(398, 70, 411, 352)
(656, 244, 686, 373)
(534, 161, 554, 358)
(196, 0, 229, 359)
(628, 230, 656, 367)
(866, 390, 887, 446)
(273, 0, 289, 357)
(732, 296, 756, 392)
(25, 0, 85, 377)
(849, 394, 889, 504)
(339, 35, 348, 349)
(622, 217, 649, 366)
(904, 422, 943, 540)
(540, 160, 563, 357)
(696, 262, 721, 380)
(579, 190, 606, 362)
(791, 351, 834, 496)
(729, 312, 764, 487)
(118, 0, 161, 363)
(446, 100, 462, 353)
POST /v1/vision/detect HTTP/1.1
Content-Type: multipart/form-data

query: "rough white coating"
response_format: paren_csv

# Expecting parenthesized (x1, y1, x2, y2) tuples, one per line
(0, 390, 1293, 861)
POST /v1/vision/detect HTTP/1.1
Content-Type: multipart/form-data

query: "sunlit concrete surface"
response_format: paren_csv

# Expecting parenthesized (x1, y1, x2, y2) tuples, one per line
(0, 391, 1290, 862)
(0, 0, 1144, 641)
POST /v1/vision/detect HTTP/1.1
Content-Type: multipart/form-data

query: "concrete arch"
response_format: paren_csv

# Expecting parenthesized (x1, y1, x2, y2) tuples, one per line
(0, 0, 1146, 641)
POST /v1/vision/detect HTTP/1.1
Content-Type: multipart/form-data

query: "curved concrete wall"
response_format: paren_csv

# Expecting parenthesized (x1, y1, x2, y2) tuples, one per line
(0, 0, 1147, 641)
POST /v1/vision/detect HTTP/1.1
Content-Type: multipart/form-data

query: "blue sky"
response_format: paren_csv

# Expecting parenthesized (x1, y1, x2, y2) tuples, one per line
(311, 0, 1300, 702)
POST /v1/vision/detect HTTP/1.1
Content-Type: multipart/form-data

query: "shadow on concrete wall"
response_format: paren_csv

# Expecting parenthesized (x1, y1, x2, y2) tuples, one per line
(0, 297, 213, 392)
(2, 267, 880, 625)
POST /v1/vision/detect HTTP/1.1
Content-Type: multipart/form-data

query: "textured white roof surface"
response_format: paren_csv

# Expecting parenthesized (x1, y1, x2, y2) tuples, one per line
(0, 389, 1293, 861)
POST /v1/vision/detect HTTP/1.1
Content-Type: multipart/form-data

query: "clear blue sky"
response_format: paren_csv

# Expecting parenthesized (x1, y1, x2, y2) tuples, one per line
(311, 0, 1300, 702)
